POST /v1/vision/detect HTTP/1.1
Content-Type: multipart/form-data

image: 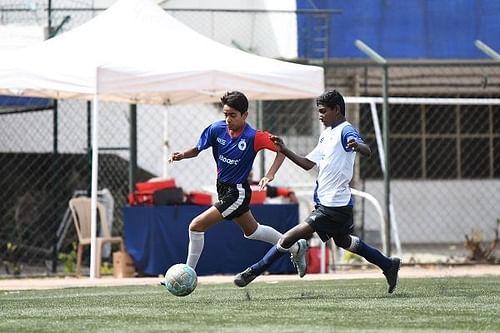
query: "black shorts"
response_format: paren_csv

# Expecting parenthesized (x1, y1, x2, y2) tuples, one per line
(305, 204, 354, 242)
(214, 180, 251, 220)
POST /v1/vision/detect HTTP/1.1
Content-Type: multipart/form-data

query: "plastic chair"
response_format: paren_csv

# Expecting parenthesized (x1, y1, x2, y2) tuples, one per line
(68, 197, 124, 277)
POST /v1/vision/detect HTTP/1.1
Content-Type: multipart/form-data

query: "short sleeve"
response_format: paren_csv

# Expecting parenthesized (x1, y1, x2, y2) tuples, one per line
(196, 124, 214, 151)
(254, 131, 277, 152)
(341, 125, 364, 152)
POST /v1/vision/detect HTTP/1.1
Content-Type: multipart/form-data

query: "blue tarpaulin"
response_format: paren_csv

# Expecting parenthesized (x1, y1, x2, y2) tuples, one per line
(297, 0, 500, 59)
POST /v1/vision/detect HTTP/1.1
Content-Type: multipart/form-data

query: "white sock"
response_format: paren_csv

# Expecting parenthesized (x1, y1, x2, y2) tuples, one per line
(186, 230, 204, 269)
(277, 240, 299, 255)
(245, 223, 299, 255)
(289, 242, 299, 255)
(245, 223, 282, 244)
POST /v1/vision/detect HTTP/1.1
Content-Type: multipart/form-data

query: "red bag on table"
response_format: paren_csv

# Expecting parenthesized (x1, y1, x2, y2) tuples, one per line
(128, 178, 178, 206)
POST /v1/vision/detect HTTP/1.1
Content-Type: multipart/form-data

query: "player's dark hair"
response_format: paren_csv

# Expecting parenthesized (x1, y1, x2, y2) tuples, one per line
(221, 91, 249, 113)
(316, 90, 345, 115)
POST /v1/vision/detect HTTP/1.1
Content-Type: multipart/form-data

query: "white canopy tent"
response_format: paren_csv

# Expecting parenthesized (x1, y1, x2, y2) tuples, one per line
(0, 0, 323, 102)
(0, 0, 324, 278)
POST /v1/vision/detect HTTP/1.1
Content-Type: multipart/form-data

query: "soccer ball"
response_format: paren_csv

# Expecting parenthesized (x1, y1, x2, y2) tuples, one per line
(163, 264, 197, 297)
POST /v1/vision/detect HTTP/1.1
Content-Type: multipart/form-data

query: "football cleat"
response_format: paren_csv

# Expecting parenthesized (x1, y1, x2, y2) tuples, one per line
(234, 268, 258, 287)
(291, 239, 308, 278)
(383, 257, 401, 293)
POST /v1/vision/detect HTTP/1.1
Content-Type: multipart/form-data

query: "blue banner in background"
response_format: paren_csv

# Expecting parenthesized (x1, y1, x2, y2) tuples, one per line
(297, 0, 500, 59)
(0, 95, 51, 108)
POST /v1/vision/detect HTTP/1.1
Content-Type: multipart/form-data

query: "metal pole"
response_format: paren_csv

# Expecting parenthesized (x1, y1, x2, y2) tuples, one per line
(53, 101, 58, 153)
(51, 100, 58, 273)
(354, 40, 387, 65)
(90, 95, 100, 279)
(382, 64, 391, 255)
(129, 104, 137, 194)
(474, 40, 500, 181)
(354, 40, 391, 255)
(87, 101, 92, 197)
(475, 40, 500, 61)
(47, 0, 52, 38)
(48, 0, 57, 271)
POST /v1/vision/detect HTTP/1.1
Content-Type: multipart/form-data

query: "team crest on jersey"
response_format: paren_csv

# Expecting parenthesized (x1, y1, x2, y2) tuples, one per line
(238, 140, 247, 151)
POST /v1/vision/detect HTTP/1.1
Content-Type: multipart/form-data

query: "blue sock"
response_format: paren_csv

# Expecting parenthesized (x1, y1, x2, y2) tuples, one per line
(250, 245, 288, 275)
(350, 237, 391, 271)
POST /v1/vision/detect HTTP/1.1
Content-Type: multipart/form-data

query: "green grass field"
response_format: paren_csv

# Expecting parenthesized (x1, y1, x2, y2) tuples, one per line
(1, 276, 499, 333)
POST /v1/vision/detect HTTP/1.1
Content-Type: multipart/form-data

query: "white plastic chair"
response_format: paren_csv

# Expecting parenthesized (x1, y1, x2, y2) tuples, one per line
(68, 197, 124, 277)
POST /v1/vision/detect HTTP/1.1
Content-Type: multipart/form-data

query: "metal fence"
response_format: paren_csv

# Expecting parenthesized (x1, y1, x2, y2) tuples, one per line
(1, 2, 499, 277)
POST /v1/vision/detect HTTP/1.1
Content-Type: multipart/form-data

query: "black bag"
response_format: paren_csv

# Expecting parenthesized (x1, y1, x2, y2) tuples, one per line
(153, 187, 185, 205)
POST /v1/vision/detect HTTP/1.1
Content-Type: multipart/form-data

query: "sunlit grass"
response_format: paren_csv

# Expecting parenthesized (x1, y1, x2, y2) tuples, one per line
(1, 276, 499, 333)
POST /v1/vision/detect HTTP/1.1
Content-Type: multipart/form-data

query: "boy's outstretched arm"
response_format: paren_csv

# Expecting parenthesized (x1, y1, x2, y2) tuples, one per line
(258, 152, 285, 190)
(270, 135, 316, 171)
(346, 138, 371, 157)
(169, 147, 200, 163)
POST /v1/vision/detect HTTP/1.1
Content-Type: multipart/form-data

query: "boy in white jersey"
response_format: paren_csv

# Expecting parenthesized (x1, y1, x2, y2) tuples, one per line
(234, 90, 401, 293)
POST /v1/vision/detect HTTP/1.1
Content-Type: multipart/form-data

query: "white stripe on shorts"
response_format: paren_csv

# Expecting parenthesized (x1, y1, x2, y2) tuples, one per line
(221, 183, 245, 218)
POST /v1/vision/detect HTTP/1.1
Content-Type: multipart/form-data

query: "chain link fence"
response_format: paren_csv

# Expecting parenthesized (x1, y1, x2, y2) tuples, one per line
(1, 2, 499, 277)
(335, 62, 500, 264)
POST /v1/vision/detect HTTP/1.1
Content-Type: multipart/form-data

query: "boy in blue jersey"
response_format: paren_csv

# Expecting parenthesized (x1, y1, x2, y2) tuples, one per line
(169, 91, 307, 276)
(234, 90, 401, 293)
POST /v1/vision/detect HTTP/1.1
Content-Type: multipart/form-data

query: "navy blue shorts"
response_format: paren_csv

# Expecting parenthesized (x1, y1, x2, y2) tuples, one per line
(214, 180, 251, 220)
(305, 204, 354, 242)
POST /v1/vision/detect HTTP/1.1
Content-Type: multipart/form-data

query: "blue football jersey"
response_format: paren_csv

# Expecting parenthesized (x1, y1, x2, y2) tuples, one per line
(196, 120, 277, 184)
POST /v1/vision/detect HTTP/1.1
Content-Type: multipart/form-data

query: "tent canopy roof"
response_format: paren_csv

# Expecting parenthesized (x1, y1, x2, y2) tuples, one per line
(0, 0, 324, 104)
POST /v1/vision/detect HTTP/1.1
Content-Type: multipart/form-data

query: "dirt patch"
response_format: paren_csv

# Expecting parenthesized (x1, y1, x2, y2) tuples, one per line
(1, 265, 498, 291)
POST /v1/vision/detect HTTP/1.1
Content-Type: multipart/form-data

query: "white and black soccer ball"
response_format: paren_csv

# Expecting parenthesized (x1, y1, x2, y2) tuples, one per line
(163, 264, 198, 297)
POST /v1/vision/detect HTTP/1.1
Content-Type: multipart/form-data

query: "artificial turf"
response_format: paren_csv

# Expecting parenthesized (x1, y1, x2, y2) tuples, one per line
(1, 276, 499, 333)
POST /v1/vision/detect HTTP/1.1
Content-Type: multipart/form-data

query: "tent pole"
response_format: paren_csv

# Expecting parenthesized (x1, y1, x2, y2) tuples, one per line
(90, 94, 99, 279)
(87, 101, 92, 196)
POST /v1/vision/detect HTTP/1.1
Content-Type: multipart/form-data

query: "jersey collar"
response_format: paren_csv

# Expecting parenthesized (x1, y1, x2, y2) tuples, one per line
(227, 123, 246, 139)
(330, 119, 346, 129)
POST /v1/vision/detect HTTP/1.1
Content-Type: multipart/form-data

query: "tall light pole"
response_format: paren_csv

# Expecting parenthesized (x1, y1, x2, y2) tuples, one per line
(354, 40, 391, 255)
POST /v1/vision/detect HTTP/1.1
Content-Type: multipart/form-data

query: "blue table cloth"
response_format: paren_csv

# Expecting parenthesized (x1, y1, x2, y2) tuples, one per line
(123, 204, 298, 276)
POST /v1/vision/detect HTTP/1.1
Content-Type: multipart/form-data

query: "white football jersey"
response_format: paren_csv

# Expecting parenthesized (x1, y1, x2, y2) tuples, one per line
(306, 121, 362, 207)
